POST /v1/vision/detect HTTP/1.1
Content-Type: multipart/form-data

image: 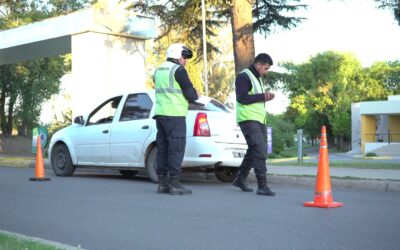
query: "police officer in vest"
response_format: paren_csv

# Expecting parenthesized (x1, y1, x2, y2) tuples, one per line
(153, 43, 198, 195)
(233, 53, 276, 196)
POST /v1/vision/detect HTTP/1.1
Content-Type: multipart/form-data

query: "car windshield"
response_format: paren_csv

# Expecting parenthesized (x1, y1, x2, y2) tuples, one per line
(189, 98, 231, 113)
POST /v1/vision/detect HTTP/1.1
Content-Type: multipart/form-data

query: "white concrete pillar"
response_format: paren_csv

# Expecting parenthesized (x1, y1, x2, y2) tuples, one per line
(351, 103, 361, 153)
(70, 32, 146, 117)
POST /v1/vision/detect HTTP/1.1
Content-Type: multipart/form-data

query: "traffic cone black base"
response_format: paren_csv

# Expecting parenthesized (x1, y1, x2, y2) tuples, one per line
(29, 177, 51, 181)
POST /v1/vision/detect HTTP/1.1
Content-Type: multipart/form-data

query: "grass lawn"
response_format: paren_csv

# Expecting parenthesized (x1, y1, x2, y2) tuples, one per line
(0, 156, 34, 168)
(269, 145, 400, 169)
(269, 159, 400, 169)
(0, 232, 67, 250)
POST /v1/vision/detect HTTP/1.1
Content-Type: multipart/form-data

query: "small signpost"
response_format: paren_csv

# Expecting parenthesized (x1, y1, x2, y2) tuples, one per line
(267, 127, 272, 154)
(297, 129, 303, 163)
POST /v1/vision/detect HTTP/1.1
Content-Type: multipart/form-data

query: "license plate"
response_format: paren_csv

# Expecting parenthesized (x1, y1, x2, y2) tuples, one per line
(233, 151, 245, 158)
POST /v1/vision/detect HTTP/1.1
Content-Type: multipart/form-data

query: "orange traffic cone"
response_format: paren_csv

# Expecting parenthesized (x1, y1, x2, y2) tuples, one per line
(30, 137, 50, 181)
(304, 126, 342, 208)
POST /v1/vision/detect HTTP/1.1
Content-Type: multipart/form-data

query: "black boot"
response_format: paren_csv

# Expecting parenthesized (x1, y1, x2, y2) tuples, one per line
(168, 175, 192, 195)
(157, 175, 169, 194)
(255, 174, 275, 196)
(232, 167, 253, 192)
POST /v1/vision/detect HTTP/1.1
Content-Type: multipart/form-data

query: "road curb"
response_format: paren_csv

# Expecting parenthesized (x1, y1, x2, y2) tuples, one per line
(266, 175, 400, 192)
(191, 173, 400, 192)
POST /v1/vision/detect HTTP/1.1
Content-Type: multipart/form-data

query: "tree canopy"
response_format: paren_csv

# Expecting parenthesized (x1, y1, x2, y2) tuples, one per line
(375, 0, 400, 25)
(0, 0, 93, 136)
(281, 51, 400, 150)
(126, 0, 306, 102)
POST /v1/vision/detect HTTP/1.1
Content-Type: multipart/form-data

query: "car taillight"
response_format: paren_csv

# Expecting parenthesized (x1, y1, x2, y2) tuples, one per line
(193, 113, 211, 137)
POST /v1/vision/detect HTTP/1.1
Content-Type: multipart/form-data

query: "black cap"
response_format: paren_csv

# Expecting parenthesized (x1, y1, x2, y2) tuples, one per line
(182, 46, 193, 59)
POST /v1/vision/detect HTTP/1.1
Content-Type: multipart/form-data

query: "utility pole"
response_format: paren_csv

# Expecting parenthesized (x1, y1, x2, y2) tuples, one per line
(201, 0, 208, 96)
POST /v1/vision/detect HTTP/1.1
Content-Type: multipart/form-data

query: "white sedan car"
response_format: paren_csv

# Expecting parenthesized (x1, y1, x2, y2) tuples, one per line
(48, 90, 247, 182)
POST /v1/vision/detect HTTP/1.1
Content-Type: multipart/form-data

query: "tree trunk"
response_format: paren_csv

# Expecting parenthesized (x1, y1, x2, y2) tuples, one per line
(0, 82, 6, 135)
(5, 94, 15, 137)
(230, 0, 255, 75)
(17, 126, 25, 136)
(338, 135, 346, 152)
(0, 65, 10, 136)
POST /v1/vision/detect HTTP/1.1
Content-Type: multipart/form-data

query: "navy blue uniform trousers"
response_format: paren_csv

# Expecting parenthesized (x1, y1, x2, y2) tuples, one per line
(239, 120, 268, 175)
(155, 116, 186, 177)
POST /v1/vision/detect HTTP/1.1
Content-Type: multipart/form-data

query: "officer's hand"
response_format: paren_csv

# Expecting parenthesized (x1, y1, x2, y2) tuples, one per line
(264, 92, 275, 101)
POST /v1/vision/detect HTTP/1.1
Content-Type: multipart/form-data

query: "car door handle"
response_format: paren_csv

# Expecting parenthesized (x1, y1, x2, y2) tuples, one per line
(102, 130, 109, 133)
(142, 125, 149, 129)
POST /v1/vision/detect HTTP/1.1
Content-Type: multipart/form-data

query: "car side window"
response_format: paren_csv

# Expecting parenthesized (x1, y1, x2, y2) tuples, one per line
(120, 93, 153, 121)
(87, 96, 122, 125)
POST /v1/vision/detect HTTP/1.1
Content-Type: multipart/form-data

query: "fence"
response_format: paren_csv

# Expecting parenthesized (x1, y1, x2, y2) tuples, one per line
(365, 131, 400, 144)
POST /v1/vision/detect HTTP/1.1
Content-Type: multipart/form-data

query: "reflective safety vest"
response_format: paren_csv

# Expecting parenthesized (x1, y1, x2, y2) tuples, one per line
(236, 69, 267, 124)
(154, 61, 189, 116)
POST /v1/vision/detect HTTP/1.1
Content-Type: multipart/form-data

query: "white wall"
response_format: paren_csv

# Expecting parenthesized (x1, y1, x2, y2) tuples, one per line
(360, 99, 400, 115)
(70, 32, 146, 117)
(365, 142, 388, 153)
(388, 95, 400, 101)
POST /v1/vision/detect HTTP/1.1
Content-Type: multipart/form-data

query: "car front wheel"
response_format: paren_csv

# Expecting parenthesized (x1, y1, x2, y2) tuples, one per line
(51, 144, 76, 176)
(145, 147, 158, 183)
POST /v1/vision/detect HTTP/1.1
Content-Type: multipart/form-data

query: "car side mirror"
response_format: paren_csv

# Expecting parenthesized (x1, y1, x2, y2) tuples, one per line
(73, 116, 84, 125)
(111, 100, 120, 109)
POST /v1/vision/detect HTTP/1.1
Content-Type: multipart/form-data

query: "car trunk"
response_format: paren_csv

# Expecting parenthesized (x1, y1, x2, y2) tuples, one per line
(187, 110, 246, 145)
(206, 112, 245, 144)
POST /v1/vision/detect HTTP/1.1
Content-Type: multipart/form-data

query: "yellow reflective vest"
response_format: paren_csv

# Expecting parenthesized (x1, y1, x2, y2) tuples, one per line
(154, 61, 189, 116)
(236, 69, 267, 124)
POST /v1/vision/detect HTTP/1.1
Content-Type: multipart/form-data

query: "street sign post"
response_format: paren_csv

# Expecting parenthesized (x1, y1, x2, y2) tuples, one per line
(267, 127, 272, 154)
(297, 129, 303, 163)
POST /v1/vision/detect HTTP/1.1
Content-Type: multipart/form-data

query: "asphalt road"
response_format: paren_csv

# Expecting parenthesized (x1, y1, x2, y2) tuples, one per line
(1, 167, 400, 250)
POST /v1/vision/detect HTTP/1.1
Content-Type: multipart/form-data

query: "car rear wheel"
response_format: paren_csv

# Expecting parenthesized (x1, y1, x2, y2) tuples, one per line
(146, 147, 158, 183)
(51, 144, 75, 176)
(119, 170, 139, 177)
(215, 167, 238, 182)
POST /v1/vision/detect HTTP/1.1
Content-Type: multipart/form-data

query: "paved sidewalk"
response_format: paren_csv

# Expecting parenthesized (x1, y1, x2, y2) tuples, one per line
(263, 165, 400, 192)
(268, 165, 400, 180)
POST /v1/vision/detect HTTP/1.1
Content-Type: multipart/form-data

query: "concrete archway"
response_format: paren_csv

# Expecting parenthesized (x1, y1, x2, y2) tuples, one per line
(0, 6, 155, 117)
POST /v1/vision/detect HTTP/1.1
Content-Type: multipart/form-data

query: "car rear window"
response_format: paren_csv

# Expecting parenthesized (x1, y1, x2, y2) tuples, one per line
(189, 99, 231, 113)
